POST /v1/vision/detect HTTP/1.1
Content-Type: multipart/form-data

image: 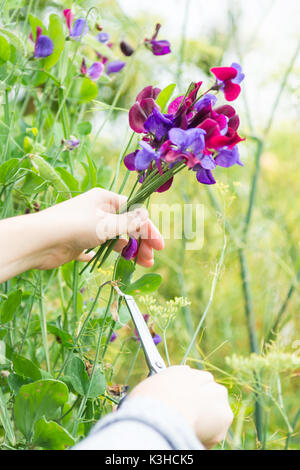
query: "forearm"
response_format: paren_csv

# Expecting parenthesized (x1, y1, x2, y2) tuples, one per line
(0, 212, 50, 283)
(74, 397, 203, 451)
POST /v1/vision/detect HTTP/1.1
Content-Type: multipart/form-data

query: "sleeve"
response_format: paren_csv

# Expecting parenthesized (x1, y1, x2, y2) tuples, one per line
(73, 396, 204, 450)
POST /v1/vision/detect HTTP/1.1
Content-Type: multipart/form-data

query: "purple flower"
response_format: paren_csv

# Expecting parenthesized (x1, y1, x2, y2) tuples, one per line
(211, 63, 244, 101)
(135, 141, 160, 171)
(124, 151, 138, 171)
(215, 146, 243, 168)
(110, 332, 118, 342)
(106, 60, 126, 74)
(98, 32, 109, 43)
(193, 165, 216, 185)
(194, 93, 217, 113)
(144, 108, 174, 140)
(149, 39, 171, 56)
(152, 334, 162, 345)
(231, 62, 245, 84)
(64, 136, 80, 151)
(144, 24, 171, 56)
(120, 40, 134, 56)
(121, 237, 139, 260)
(88, 62, 104, 80)
(31, 26, 53, 59)
(63, 10, 88, 39)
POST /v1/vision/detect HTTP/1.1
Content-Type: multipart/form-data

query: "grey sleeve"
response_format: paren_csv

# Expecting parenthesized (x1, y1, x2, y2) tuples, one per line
(74, 396, 204, 450)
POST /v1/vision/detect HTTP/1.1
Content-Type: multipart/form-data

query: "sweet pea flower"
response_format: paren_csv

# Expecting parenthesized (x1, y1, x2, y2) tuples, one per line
(135, 141, 160, 171)
(211, 63, 245, 101)
(129, 86, 161, 133)
(120, 40, 134, 56)
(193, 165, 216, 185)
(31, 26, 53, 59)
(81, 59, 104, 80)
(215, 146, 243, 168)
(63, 136, 80, 151)
(63, 9, 88, 39)
(194, 93, 217, 113)
(121, 237, 139, 260)
(144, 23, 171, 56)
(106, 60, 126, 74)
(144, 108, 174, 141)
(97, 32, 109, 43)
(110, 331, 118, 342)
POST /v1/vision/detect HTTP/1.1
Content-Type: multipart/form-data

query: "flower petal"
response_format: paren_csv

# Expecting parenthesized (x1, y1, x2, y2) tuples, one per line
(124, 151, 137, 171)
(121, 238, 138, 260)
(63, 9, 74, 32)
(87, 62, 104, 80)
(97, 32, 109, 43)
(211, 66, 238, 82)
(223, 81, 241, 101)
(106, 60, 126, 74)
(70, 18, 89, 38)
(136, 86, 161, 103)
(129, 103, 148, 133)
(196, 167, 216, 185)
(150, 39, 171, 56)
(34, 35, 54, 58)
(156, 177, 173, 192)
(215, 146, 243, 167)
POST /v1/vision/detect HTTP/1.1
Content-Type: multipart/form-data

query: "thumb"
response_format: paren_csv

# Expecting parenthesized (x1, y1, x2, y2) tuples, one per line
(96, 207, 148, 243)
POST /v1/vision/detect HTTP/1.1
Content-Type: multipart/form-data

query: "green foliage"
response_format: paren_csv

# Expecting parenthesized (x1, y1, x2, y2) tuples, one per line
(124, 273, 162, 295)
(32, 417, 74, 450)
(0, 289, 22, 324)
(65, 356, 106, 398)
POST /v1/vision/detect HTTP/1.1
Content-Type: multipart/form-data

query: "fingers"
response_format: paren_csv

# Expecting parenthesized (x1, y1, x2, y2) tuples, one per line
(96, 207, 148, 243)
(113, 238, 155, 267)
(90, 187, 128, 213)
(139, 220, 164, 251)
(76, 250, 96, 262)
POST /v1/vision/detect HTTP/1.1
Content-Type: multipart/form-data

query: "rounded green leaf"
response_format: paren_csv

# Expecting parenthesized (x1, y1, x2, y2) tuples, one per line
(65, 356, 106, 398)
(0, 35, 10, 65)
(14, 379, 69, 441)
(0, 158, 20, 185)
(12, 353, 42, 381)
(79, 77, 98, 102)
(77, 121, 92, 135)
(123, 273, 162, 295)
(32, 417, 74, 450)
(0, 289, 22, 324)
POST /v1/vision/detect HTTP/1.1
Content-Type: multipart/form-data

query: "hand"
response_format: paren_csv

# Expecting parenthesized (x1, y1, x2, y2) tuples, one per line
(33, 188, 164, 270)
(128, 366, 233, 449)
(0, 188, 164, 283)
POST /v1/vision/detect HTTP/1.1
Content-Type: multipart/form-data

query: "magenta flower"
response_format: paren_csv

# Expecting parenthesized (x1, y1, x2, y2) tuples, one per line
(81, 59, 104, 80)
(63, 9, 88, 39)
(121, 237, 139, 260)
(211, 63, 245, 101)
(144, 24, 171, 56)
(31, 26, 53, 59)
(106, 60, 126, 74)
(129, 86, 161, 133)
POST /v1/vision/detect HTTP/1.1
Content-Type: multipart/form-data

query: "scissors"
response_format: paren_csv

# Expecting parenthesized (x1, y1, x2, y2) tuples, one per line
(114, 285, 166, 377)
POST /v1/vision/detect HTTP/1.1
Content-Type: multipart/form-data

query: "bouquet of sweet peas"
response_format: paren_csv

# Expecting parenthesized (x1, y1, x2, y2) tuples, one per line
(86, 63, 245, 269)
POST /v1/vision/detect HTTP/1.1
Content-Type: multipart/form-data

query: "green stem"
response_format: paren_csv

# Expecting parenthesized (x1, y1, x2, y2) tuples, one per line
(38, 272, 50, 373)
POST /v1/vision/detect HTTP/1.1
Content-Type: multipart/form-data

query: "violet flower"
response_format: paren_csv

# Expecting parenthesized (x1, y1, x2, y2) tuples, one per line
(106, 60, 126, 74)
(144, 24, 171, 56)
(121, 237, 138, 260)
(63, 136, 80, 151)
(144, 108, 174, 140)
(31, 26, 54, 59)
(63, 9, 88, 39)
(135, 141, 160, 171)
(110, 331, 118, 342)
(215, 146, 243, 168)
(211, 63, 245, 101)
(97, 32, 109, 43)
(81, 59, 104, 80)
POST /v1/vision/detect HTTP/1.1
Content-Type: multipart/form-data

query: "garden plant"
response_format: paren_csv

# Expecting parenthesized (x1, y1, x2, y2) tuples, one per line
(0, 0, 299, 450)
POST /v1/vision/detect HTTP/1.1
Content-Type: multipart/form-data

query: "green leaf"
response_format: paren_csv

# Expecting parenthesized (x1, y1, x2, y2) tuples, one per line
(0, 35, 10, 65)
(7, 373, 32, 395)
(156, 83, 176, 112)
(55, 167, 79, 193)
(0, 158, 20, 185)
(124, 273, 162, 295)
(65, 356, 106, 398)
(32, 417, 74, 450)
(77, 121, 92, 135)
(47, 323, 75, 350)
(30, 155, 71, 199)
(12, 353, 42, 381)
(78, 77, 98, 103)
(81, 154, 97, 190)
(44, 14, 65, 70)
(14, 379, 69, 441)
(0, 29, 26, 57)
(115, 257, 135, 288)
(0, 289, 22, 324)
(0, 387, 15, 445)
(115, 305, 131, 329)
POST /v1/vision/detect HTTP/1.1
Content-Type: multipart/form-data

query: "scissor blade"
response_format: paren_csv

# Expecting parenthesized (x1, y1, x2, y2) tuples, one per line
(115, 286, 166, 374)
